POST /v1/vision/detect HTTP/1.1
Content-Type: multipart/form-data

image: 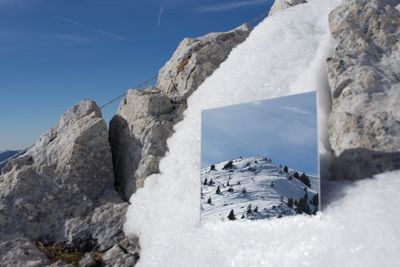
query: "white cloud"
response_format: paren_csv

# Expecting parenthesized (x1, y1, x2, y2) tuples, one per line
(195, 0, 266, 13)
(281, 106, 315, 116)
(56, 16, 126, 41)
(156, 5, 165, 29)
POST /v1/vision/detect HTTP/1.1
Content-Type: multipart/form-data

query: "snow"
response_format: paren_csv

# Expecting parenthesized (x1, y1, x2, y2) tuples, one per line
(124, 0, 400, 266)
(201, 156, 318, 223)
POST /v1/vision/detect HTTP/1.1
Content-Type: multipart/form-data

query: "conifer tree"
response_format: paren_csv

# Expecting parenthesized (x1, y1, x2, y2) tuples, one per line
(283, 166, 288, 173)
(228, 209, 236, 220)
(311, 193, 319, 207)
(216, 186, 221, 194)
(210, 164, 216, 171)
(288, 198, 293, 208)
(203, 178, 208, 186)
(247, 204, 252, 214)
(253, 206, 258, 213)
(207, 197, 212, 204)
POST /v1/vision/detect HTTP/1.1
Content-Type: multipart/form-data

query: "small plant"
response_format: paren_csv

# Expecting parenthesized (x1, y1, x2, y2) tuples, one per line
(237, 181, 241, 185)
(35, 241, 85, 265)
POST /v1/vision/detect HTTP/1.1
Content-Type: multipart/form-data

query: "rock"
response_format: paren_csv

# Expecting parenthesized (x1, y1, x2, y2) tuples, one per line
(100, 238, 140, 267)
(156, 23, 252, 102)
(327, 0, 400, 179)
(0, 239, 50, 267)
(110, 24, 252, 200)
(0, 99, 121, 243)
(268, 0, 307, 16)
(79, 236, 139, 267)
(0, 99, 139, 266)
(65, 202, 129, 251)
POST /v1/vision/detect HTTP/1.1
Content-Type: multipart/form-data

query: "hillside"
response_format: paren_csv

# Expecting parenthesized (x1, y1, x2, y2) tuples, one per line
(201, 156, 318, 223)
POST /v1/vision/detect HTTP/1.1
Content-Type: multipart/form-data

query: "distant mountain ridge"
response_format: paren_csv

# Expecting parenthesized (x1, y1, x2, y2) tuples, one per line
(0, 150, 21, 171)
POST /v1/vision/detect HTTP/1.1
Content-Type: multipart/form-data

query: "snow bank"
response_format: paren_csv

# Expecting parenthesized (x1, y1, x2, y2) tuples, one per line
(125, 0, 399, 266)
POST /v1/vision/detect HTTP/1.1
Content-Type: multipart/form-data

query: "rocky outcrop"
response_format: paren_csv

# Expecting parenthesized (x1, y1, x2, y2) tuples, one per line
(327, 0, 400, 180)
(268, 0, 307, 16)
(109, 24, 252, 200)
(0, 239, 50, 267)
(0, 100, 138, 266)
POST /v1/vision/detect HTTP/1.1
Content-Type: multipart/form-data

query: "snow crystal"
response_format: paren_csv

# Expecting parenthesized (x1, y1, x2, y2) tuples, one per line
(125, 0, 399, 266)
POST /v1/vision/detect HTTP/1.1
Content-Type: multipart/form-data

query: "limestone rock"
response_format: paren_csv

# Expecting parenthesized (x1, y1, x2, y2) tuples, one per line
(0, 99, 120, 243)
(65, 202, 129, 251)
(156, 23, 251, 102)
(268, 0, 307, 16)
(0, 239, 50, 267)
(110, 24, 252, 200)
(327, 0, 400, 179)
(0, 99, 139, 266)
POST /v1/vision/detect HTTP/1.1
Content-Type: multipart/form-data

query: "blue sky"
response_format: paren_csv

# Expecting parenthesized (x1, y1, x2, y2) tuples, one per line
(201, 92, 319, 176)
(0, 0, 272, 150)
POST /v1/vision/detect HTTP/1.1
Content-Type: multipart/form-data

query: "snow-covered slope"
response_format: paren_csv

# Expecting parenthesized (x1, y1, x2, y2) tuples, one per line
(124, 0, 399, 266)
(201, 156, 318, 223)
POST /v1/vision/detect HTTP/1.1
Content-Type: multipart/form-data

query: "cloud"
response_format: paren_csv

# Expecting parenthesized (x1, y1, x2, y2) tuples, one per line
(195, 0, 266, 13)
(281, 106, 315, 116)
(55, 16, 126, 41)
(156, 5, 165, 29)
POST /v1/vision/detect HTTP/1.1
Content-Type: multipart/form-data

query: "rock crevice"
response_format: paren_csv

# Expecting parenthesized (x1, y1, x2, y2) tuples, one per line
(109, 24, 252, 201)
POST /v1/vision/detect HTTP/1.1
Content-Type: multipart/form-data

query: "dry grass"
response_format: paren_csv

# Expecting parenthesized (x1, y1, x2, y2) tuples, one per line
(176, 58, 189, 74)
(35, 241, 85, 266)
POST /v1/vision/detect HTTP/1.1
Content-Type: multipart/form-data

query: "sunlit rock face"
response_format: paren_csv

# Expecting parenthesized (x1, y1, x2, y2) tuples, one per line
(0, 100, 139, 266)
(327, 0, 400, 180)
(268, 0, 307, 16)
(109, 24, 252, 201)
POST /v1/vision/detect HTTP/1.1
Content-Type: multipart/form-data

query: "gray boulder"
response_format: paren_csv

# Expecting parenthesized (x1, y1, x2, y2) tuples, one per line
(110, 24, 252, 200)
(268, 0, 307, 16)
(327, 0, 400, 179)
(0, 100, 137, 266)
(0, 99, 119, 242)
(0, 239, 50, 267)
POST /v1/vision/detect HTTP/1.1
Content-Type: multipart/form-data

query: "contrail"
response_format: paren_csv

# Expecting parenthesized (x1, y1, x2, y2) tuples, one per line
(56, 16, 126, 41)
(156, 5, 165, 29)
